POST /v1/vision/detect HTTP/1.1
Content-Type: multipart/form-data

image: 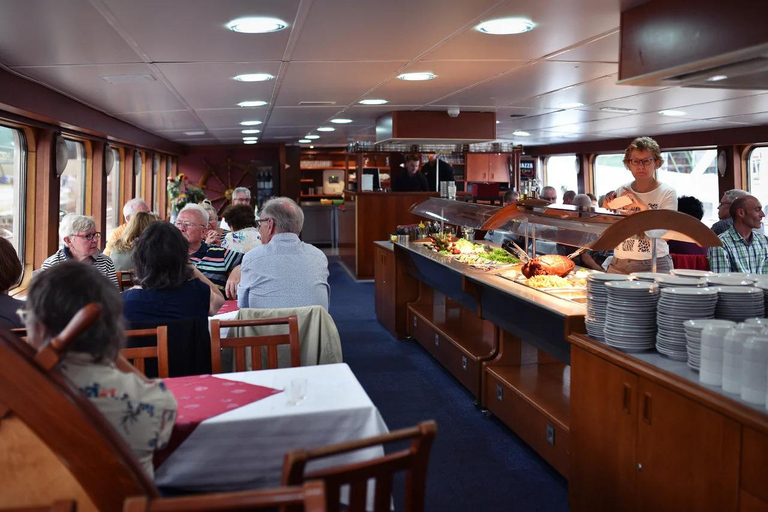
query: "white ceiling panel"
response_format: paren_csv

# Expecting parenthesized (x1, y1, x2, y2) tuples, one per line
(119, 111, 204, 132)
(591, 87, 767, 115)
(102, 0, 300, 62)
(196, 108, 271, 129)
(547, 31, 620, 63)
(505, 109, 627, 131)
(275, 61, 408, 107)
(267, 107, 345, 128)
(11, 64, 187, 114)
(427, 0, 619, 60)
(706, 112, 768, 125)
(666, 93, 768, 120)
(0, 0, 140, 66)
(292, 0, 501, 61)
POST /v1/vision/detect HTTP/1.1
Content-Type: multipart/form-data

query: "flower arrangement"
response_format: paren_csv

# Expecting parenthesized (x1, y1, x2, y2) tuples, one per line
(167, 173, 207, 212)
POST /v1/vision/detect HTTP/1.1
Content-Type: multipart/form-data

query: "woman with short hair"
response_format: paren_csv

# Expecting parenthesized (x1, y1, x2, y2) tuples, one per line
(23, 261, 176, 477)
(109, 211, 160, 271)
(122, 221, 224, 323)
(199, 200, 224, 246)
(0, 238, 23, 328)
(221, 204, 262, 254)
(40, 214, 118, 287)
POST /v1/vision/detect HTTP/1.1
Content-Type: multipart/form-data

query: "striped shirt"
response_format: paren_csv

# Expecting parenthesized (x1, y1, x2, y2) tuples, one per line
(708, 225, 768, 274)
(189, 242, 243, 293)
(40, 247, 119, 288)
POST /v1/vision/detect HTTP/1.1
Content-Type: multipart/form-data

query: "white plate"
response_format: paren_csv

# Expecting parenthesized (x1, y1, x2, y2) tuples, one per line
(588, 274, 633, 283)
(630, 272, 670, 281)
(660, 287, 719, 297)
(671, 269, 716, 278)
(684, 319, 737, 330)
(707, 277, 756, 286)
(714, 286, 763, 295)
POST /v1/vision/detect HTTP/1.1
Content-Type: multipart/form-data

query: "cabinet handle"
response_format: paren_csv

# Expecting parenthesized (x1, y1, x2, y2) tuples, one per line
(622, 383, 632, 415)
(642, 392, 652, 425)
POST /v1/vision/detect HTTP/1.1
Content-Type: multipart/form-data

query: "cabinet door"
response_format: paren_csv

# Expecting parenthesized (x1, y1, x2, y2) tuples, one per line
(374, 246, 386, 323)
(466, 154, 489, 182)
(570, 347, 638, 512)
(635, 379, 740, 512)
(488, 154, 510, 183)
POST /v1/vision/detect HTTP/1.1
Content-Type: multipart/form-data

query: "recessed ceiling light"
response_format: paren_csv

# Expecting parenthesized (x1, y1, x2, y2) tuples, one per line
(317, 127, 335, 132)
(226, 17, 288, 34)
(359, 99, 388, 105)
(184, 131, 205, 136)
(476, 18, 534, 35)
(305, 135, 320, 139)
(397, 72, 436, 81)
(558, 102, 585, 109)
(298, 139, 311, 143)
(600, 106, 637, 113)
(244, 140, 258, 145)
(310, 145, 314, 149)
(243, 137, 259, 141)
(234, 73, 274, 82)
(496, 121, 500, 124)
(707, 75, 728, 82)
(237, 100, 268, 107)
(659, 110, 686, 116)
(242, 129, 261, 134)
(512, 130, 531, 136)
(240, 120, 262, 126)
(330, 118, 353, 124)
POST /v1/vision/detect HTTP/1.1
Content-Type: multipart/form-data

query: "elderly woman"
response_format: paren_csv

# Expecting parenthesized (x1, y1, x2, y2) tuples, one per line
(0, 238, 24, 328)
(199, 200, 224, 246)
(109, 211, 160, 271)
(221, 204, 262, 254)
(40, 214, 118, 288)
(122, 221, 224, 323)
(22, 261, 176, 477)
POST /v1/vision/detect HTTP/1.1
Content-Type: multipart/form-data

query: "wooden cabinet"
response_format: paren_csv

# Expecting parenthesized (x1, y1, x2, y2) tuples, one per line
(466, 153, 510, 183)
(299, 149, 348, 201)
(570, 346, 741, 512)
(374, 244, 396, 334)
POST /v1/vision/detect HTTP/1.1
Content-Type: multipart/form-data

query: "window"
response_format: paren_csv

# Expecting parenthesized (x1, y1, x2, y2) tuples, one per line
(152, 154, 160, 213)
(0, 125, 26, 256)
(105, 148, 121, 235)
(59, 139, 86, 218)
(594, 149, 719, 226)
(134, 151, 143, 200)
(748, 147, 768, 212)
(544, 155, 578, 201)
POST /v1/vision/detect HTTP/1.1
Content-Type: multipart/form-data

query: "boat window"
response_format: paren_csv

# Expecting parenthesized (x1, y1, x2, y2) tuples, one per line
(106, 147, 121, 235)
(748, 147, 768, 218)
(152, 154, 160, 213)
(544, 155, 578, 200)
(0, 125, 26, 257)
(59, 139, 86, 218)
(134, 151, 144, 199)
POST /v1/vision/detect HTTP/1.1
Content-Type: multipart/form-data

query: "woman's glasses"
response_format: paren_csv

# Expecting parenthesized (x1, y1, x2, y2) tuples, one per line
(73, 232, 101, 241)
(628, 158, 655, 167)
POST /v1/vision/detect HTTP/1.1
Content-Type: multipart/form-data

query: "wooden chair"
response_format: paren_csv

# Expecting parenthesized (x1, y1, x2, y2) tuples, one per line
(1, 500, 77, 512)
(122, 326, 169, 378)
(281, 420, 438, 512)
(0, 304, 159, 511)
(116, 270, 135, 292)
(123, 482, 326, 512)
(210, 315, 301, 373)
(10, 327, 26, 341)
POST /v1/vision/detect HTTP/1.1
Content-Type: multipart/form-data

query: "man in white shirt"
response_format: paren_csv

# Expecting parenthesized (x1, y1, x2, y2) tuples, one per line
(220, 187, 254, 231)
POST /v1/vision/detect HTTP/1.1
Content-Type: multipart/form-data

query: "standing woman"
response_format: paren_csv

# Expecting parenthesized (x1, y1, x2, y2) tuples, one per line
(109, 211, 160, 271)
(0, 238, 23, 328)
(40, 214, 118, 288)
(604, 136, 678, 274)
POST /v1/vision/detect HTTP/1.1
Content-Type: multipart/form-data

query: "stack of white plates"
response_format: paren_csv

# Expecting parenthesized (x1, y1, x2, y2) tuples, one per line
(586, 274, 632, 341)
(656, 287, 718, 361)
(752, 280, 768, 317)
(706, 276, 756, 287)
(604, 281, 660, 352)
(630, 272, 668, 283)
(683, 319, 736, 371)
(670, 269, 716, 278)
(714, 286, 765, 321)
(654, 275, 707, 289)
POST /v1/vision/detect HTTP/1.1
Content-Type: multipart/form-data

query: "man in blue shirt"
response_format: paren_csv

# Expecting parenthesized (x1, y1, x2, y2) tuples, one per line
(236, 197, 330, 310)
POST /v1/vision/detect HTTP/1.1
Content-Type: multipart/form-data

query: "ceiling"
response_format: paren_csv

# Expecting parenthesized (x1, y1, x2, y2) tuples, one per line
(0, 0, 766, 149)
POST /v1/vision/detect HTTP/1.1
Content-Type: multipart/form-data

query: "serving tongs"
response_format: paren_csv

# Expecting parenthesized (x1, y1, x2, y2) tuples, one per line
(501, 240, 531, 263)
(566, 246, 588, 260)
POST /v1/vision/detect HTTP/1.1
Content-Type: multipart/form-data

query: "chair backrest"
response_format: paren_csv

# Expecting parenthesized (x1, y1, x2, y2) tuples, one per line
(282, 420, 437, 512)
(1, 500, 77, 512)
(127, 317, 212, 377)
(117, 270, 135, 292)
(123, 482, 326, 512)
(210, 315, 300, 373)
(0, 322, 158, 511)
(122, 326, 169, 378)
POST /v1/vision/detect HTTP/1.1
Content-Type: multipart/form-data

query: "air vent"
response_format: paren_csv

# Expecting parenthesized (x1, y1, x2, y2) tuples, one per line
(101, 74, 156, 84)
(298, 101, 337, 106)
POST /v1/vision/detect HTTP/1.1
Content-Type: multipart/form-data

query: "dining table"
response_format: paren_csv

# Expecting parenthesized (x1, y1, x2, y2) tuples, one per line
(154, 363, 389, 493)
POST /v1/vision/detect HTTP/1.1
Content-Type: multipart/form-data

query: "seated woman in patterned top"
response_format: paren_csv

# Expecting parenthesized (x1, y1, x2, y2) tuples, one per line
(221, 204, 262, 254)
(22, 261, 177, 477)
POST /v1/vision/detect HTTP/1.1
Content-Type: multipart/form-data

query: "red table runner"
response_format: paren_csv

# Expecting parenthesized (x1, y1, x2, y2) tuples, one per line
(154, 374, 282, 468)
(217, 300, 239, 315)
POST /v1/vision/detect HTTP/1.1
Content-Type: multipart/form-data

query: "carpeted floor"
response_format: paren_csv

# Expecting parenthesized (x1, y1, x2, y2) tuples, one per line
(327, 257, 569, 512)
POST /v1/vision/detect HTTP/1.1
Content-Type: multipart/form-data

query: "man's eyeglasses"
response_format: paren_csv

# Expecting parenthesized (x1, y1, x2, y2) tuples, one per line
(255, 217, 272, 228)
(72, 232, 101, 241)
(174, 221, 205, 230)
(628, 158, 655, 167)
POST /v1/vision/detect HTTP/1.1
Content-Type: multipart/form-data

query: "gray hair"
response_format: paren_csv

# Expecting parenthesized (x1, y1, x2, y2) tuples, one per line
(59, 214, 96, 246)
(261, 197, 304, 234)
(724, 189, 749, 203)
(572, 194, 593, 208)
(180, 203, 209, 225)
(232, 187, 251, 199)
(122, 198, 148, 219)
(199, 201, 218, 223)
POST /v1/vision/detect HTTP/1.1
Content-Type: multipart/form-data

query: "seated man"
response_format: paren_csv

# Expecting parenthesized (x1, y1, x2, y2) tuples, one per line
(104, 198, 149, 256)
(708, 195, 768, 273)
(175, 203, 243, 294)
(237, 197, 330, 310)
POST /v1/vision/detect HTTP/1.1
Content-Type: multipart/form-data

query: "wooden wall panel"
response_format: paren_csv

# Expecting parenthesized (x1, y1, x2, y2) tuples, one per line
(33, 130, 58, 268)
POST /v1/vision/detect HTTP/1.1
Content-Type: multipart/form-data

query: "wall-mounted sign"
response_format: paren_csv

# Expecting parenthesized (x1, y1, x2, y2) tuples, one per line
(520, 157, 536, 179)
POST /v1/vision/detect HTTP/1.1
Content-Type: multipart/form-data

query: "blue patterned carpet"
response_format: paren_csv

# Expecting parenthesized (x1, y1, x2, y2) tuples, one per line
(327, 258, 569, 512)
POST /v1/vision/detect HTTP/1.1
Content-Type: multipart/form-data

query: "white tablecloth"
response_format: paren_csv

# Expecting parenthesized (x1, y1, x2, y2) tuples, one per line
(154, 363, 389, 492)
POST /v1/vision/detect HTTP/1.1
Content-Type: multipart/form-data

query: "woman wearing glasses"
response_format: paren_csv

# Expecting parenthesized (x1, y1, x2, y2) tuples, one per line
(40, 213, 118, 288)
(603, 136, 678, 274)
